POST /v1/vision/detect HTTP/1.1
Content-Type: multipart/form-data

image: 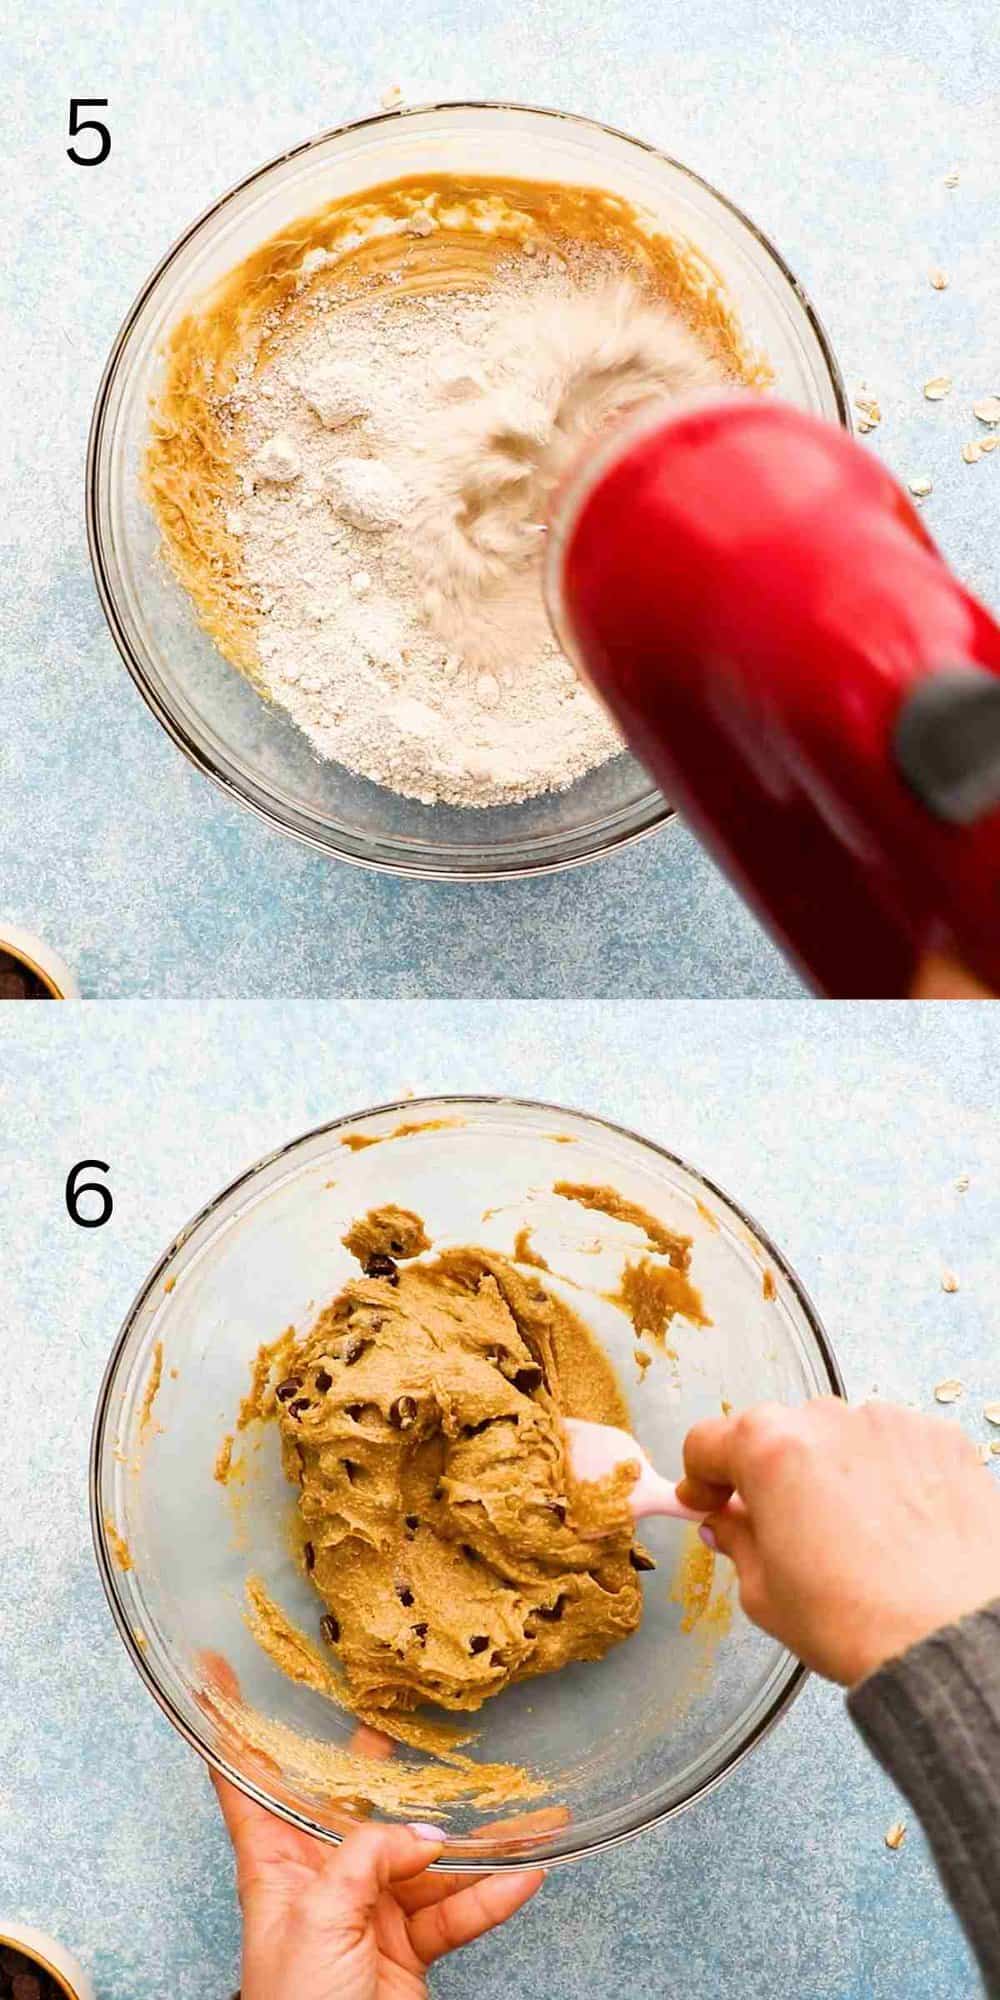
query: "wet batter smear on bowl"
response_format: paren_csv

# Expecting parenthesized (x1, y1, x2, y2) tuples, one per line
(146, 173, 768, 806)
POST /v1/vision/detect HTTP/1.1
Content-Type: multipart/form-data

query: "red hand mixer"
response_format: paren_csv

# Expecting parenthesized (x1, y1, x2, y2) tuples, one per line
(547, 397, 1000, 998)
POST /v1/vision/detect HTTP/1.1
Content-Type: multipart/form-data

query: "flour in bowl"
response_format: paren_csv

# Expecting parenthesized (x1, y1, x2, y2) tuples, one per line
(227, 259, 727, 807)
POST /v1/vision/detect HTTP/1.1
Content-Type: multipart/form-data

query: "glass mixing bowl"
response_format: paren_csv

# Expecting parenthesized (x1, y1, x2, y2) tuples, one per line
(91, 1097, 842, 1869)
(87, 102, 849, 880)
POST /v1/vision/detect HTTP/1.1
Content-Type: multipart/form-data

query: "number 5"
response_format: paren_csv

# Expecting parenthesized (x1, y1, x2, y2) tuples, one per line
(67, 97, 111, 166)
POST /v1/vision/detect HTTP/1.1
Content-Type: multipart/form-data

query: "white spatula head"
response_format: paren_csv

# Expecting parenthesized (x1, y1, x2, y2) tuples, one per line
(563, 1417, 706, 1523)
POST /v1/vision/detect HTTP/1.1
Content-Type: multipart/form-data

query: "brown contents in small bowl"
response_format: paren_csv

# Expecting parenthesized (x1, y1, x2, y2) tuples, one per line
(0, 1942, 75, 1999)
(0, 950, 58, 1001)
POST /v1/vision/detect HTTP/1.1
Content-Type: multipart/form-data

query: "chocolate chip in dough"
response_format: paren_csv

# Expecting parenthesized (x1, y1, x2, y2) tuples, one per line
(512, 1364, 543, 1394)
(469, 1634, 489, 1655)
(336, 1333, 368, 1366)
(389, 1394, 418, 1430)
(404, 1513, 420, 1534)
(461, 1416, 494, 1438)
(629, 1547, 657, 1572)
(536, 1594, 567, 1622)
(320, 1613, 341, 1646)
(396, 1583, 415, 1607)
(411, 1621, 429, 1642)
(363, 1251, 399, 1284)
(289, 1397, 311, 1419)
(275, 1377, 301, 1403)
(304, 1540, 316, 1571)
(315, 1368, 333, 1392)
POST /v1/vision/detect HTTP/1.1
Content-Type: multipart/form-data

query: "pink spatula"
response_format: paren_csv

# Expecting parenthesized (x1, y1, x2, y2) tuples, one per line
(563, 1418, 707, 1522)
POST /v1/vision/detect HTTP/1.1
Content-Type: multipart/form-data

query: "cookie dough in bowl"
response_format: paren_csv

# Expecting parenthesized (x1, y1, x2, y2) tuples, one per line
(91, 1098, 842, 1869)
(88, 103, 848, 878)
(267, 1228, 647, 1716)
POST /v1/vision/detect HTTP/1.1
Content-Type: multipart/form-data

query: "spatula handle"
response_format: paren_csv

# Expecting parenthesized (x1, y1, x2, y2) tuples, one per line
(641, 1477, 706, 1524)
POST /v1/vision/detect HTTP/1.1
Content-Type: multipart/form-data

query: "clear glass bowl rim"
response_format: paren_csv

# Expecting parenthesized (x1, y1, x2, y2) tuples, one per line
(85, 99, 851, 883)
(90, 1092, 845, 1870)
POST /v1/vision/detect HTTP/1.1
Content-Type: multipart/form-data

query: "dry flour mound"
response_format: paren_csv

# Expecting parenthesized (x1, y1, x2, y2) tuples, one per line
(231, 259, 725, 807)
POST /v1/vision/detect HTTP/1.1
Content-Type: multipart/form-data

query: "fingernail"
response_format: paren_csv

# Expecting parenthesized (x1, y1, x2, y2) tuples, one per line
(409, 1821, 445, 1841)
(698, 1523, 718, 1551)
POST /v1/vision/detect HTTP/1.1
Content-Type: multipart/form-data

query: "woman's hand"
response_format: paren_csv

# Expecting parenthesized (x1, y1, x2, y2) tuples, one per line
(213, 1775, 543, 2000)
(678, 1396, 1000, 1686)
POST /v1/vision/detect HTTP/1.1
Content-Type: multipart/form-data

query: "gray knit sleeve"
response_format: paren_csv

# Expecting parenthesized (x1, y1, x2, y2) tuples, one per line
(847, 1599, 1000, 1996)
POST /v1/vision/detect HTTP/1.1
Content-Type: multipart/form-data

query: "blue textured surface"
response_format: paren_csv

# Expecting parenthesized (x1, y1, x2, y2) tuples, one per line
(4, 0, 998, 996)
(1, 1000, 998, 1995)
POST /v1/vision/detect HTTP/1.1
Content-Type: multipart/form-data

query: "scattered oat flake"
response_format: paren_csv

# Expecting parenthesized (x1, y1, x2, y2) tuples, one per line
(381, 84, 403, 108)
(984, 1402, 1000, 1426)
(885, 1820, 906, 1850)
(962, 441, 984, 464)
(973, 396, 1000, 425)
(854, 393, 881, 427)
(944, 169, 960, 188)
(929, 268, 949, 290)
(934, 1379, 963, 1403)
(980, 437, 1000, 454)
(924, 376, 953, 401)
(908, 476, 933, 499)
(955, 1173, 970, 1192)
(941, 1270, 960, 1293)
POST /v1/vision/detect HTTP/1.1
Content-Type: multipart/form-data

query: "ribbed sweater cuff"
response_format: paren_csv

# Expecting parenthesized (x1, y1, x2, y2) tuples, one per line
(848, 1599, 1000, 1996)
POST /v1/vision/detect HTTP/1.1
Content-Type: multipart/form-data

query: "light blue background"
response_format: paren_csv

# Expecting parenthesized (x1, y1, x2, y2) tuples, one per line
(1, 1000, 998, 1995)
(3, 0, 998, 996)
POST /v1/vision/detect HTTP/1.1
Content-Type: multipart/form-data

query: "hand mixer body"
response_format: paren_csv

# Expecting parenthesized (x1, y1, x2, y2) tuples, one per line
(551, 399, 1000, 997)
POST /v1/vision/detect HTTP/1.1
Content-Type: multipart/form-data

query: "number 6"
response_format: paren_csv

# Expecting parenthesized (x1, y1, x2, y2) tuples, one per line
(66, 1159, 114, 1228)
